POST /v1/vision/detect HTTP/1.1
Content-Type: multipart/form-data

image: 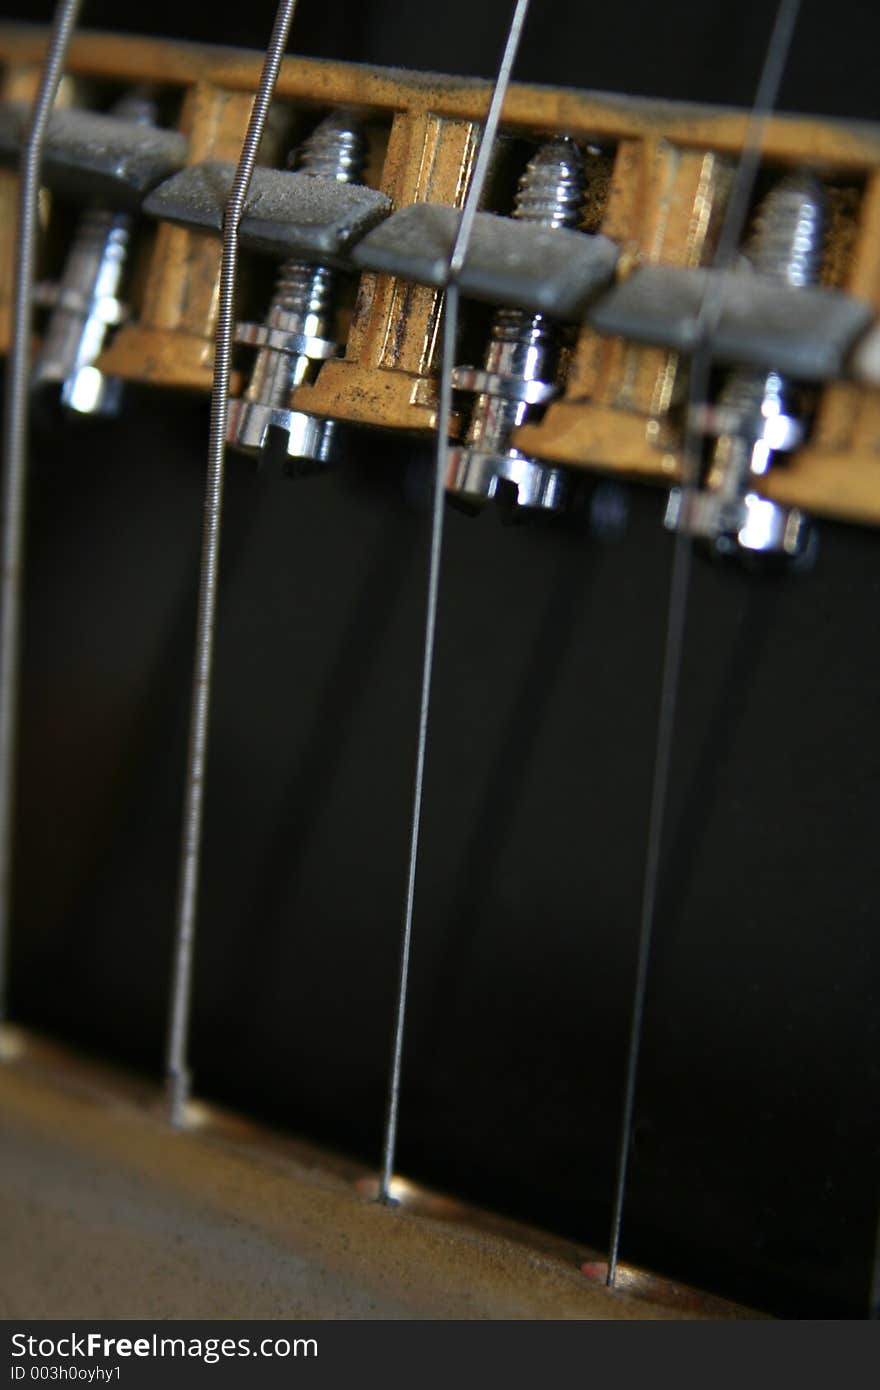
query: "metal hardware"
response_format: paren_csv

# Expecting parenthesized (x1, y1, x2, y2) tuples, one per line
(1, 29, 879, 528)
(352, 201, 617, 319)
(143, 157, 389, 264)
(165, 0, 299, 1131)
(447, 138, 586, 513)
(31, 90, 158, 417)
(665, 172, 826, 559)
(0, 0, 84, 1030)
(227, 111, 367, 469)
(0, 100, 187, 209)
(379, 0, 534, 1207)
(587, 262, 870, 382)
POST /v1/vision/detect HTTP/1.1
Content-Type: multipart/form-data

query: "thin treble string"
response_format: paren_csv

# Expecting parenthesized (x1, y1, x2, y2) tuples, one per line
(606, 0, 804, 1288)
(165, 0, 298, 1126)
(871, 1197, 880, 1317)
(0, 0, 84, 1027)
(378, 0, 533, 1203)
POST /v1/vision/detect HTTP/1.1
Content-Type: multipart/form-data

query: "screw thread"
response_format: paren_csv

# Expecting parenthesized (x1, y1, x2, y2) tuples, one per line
(296, 108, 366, 184)
(744, 171, 825, 288)
(55, 85, 156, 314)
(111, 86, 158, 128)
(487, 140, 585, 350)
(512, 136, 587, 229)
(233, 112, 366, 451)
(70, 204, 128, 255)
(35, 203, 131, 404)
(463, 140, 586, 463)
(699, 173, 826, 550)
(271, 262, 336, 321)
(271, 111, 366, 325)
(63, 85, 157, 278)
(717, 174, 825, 424)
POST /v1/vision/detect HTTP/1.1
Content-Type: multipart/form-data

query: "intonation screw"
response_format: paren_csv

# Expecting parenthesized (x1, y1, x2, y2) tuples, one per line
(226, 110, 366, 472)
(31, 88, 157, 418)
(446, 137, 587, 515)
(665, 171, 826, 559)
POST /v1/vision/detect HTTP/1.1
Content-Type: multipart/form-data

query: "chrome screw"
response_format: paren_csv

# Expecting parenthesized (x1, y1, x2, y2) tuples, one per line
(665, 171, 826, 560)
(227, 110, 366, 472)
(446, 137, 587, 515)
(31, 89, 157, 418)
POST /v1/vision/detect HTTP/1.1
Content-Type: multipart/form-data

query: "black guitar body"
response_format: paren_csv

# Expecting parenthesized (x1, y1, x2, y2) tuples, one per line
(4, 0, 879, 1318)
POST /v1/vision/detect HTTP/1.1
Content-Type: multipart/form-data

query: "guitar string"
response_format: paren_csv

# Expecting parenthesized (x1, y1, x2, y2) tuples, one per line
(606, 0, 804, 1288)
(165, 0, 298, 1125)
(0, 0, 866, 1316)
(0, 5, 869, 1320)
(378, 0, 533, 1202)
(0, 0, 84, 1027)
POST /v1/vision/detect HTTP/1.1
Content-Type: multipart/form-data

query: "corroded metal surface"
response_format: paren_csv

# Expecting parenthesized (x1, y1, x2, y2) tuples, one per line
(0, 25, 878, 523)
(0, 1030, 757, 1319)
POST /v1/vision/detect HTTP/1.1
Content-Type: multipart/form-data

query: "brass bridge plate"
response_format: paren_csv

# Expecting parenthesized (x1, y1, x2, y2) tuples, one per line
(1, 25, 879, 526)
